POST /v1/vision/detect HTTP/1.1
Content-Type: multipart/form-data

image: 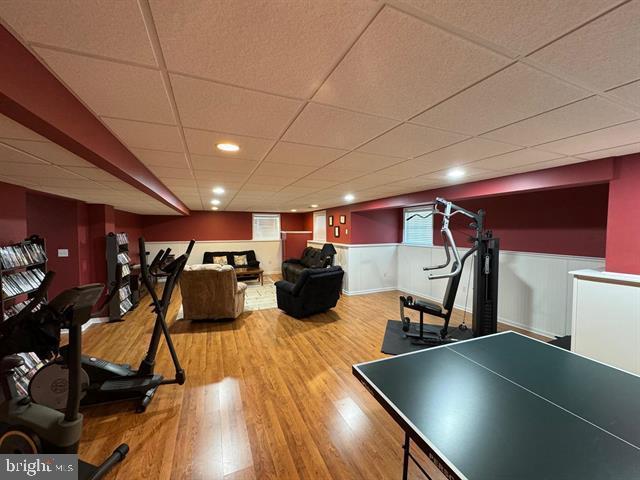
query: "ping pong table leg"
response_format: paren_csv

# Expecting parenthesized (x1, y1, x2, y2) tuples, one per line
(403, 431, 410, 480)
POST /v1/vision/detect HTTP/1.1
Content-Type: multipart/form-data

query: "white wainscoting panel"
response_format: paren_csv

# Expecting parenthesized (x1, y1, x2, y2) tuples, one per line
(570, 270, 640, 374)
(146, 240, 283, 274)
(315, 240, 605, 338)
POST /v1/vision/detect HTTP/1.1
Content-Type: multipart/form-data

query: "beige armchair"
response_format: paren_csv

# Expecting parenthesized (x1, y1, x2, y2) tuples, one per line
(180, 264, 247, 320)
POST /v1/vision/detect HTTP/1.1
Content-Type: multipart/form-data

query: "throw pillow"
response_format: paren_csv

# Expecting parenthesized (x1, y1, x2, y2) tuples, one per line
(234, 254, 248, 266)
(213, 255, 228, 265)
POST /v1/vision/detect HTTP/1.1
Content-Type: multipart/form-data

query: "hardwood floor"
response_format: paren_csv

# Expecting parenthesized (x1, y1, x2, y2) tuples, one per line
(78, 282, 548, 479)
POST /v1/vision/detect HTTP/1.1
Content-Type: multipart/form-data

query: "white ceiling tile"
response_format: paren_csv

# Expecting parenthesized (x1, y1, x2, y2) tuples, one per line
(102, 117, 184, 152)
(468, 148, 563, 170)
(0, 163, 80, 178)
(482, 97, 638, 146)
(0, 115, 45, 141)
(415, 138, 520, 172)
(283, 103, 397, 149)
(264, 142, 348, 167)
(422, 166, 492, 181)
(313, 7, 509, 119)
(170, 74, 302, 138)
(253, 163, 316, 178)
(245, 175, 293, 187)
(131, 148, 190, 168)
(577, 142, 640, 160)
(530, 1, 640, 90)
(503, 157, 589, 174)
(184, 128, 274, 160)
(64, 167, 120, 182)
(0, 139, 91, 167)
(290, 178, 342, 189)
(190, 155, 257, 173)
(0, 142, 48, 165)
(607, 80, 640, 107)
(537, 120, 640, 155)
(1, 0, 157, 65)
(35, 48, 174, 124)
(194, 170, 249, 182)
(157, 178, 198, 188)
(358, 122, 468, 157)
(150, 0, 377, 98)
(329, 151, 404, 172)
(399, 0, 619, 55)
(152, 166, 194, 179)
(412, 63, 590, 135)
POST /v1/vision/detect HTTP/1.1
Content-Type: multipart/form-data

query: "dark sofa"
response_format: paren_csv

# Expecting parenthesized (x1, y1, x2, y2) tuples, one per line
(275, 266, 344, 319)
(203, 250, 260, 269)
(282, 246, 335, 283)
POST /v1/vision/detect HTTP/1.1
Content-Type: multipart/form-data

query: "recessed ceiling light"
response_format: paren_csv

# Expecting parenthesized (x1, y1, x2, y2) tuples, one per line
(310, 204, 319, 208)
(211, 199, 221, 205)
(344, 194, 355, 202)
(216, 143, 239, 152)
(291, 209, 297, 212)
(211, 206, 219, 211)
(447, 168, 465, 179)
(212, 186, 225, 195)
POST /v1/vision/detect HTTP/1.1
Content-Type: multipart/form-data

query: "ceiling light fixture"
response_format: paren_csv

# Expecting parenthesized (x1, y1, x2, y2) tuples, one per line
(344, 194, 355, 202)
(216, 143, 239, 152)
(212, 186, 225, 195)
(211, 199, 221, 205)
(310, 204, 319, 208)
(447, 168, 465, 179)
(211, 206, 219, 211)
(291, 209, 297, 212)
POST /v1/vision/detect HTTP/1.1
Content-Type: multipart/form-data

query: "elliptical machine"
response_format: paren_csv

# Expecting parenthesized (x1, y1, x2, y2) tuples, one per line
(0, 272, 128, 479)
(399, 197, 499, 345)
(29, 238, 195, 413)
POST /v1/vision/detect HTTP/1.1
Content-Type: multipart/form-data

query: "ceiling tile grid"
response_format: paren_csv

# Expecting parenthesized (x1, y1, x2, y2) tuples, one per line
(1, 1, 639, 212)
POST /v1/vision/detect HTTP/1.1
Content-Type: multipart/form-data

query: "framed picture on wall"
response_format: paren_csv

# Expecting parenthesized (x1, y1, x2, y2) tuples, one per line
(328, 215, 334, 226)
(339, 215, 346, 224)
(334, 226, 340, 238)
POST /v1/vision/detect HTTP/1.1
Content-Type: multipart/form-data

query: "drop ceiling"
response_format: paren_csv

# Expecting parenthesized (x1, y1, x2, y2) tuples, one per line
(0, 0, 638, 214)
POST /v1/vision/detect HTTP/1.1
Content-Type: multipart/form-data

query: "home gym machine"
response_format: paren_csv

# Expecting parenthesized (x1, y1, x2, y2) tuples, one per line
(29, 238, 195, 413)
(0, 272, 129, 479)
(399, 197, 499, 345)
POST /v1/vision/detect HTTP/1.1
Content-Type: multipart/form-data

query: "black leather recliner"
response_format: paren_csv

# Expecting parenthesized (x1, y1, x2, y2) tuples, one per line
(275, 266, 344, 319)
(282, 246, 334, 283)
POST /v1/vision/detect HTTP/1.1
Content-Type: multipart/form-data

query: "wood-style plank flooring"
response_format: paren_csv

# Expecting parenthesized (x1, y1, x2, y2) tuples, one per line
(78, 279, 548, 479)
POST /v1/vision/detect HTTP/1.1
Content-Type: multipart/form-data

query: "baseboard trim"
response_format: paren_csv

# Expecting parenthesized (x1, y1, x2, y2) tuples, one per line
(343, 286, 396, 296)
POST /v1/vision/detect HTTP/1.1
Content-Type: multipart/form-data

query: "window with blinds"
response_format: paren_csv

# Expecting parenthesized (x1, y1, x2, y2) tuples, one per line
(252, 214, 281, 240)
(403, 206, 434, 246)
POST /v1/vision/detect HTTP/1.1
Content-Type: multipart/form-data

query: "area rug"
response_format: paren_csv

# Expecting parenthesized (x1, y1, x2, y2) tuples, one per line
(244, 276, 277, 311)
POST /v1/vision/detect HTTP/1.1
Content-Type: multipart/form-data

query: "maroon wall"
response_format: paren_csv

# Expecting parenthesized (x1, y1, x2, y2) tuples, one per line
(351, 208, 403, 244)
(114, 210, 143, 263)
(141, 211, 308, 241)
(433, 184, 609, 257)
(283, 232, 313, 260)
(0, 181, 28, 245)
(605, 154, 640, 274)
(326, 206, 352, 243)
(26, 192, 82, 297)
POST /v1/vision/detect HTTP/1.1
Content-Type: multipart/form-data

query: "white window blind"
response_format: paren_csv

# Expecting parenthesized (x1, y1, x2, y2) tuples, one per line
(252, 214, 281, 240)
(403, 206, 434, 246)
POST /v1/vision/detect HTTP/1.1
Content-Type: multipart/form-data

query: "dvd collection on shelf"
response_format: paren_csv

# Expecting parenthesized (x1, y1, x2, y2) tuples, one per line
(106, 232, 135, 321)
(116, 232, 128, 245)
(3, 299, 44, 321)
(11, 352, 48, 397)
(0, 242, 46, 270)
(1, 269, 46, 299)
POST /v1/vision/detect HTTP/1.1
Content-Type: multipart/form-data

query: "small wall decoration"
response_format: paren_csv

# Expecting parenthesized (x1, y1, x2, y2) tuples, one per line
(328, 215, 334, 226)
(334, 226, 340, 238)
(339, 215, 346, 224)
